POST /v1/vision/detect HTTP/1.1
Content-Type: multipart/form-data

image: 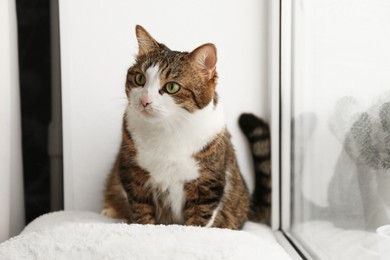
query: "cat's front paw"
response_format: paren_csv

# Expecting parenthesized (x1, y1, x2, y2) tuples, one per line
(101, 206, 119, 218)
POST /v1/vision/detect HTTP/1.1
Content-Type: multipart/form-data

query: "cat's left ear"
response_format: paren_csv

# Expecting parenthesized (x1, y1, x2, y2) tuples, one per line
(189, 43, 217, 79)
(135, 25, 160, 56)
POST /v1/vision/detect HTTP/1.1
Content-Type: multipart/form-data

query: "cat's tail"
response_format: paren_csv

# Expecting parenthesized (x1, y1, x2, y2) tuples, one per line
(239, 113, 271, 225)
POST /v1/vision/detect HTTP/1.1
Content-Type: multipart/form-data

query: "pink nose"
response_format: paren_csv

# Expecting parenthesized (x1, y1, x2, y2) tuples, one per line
(140, 96, 152, 107)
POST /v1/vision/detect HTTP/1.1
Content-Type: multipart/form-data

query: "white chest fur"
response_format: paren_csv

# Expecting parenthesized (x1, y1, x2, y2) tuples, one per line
(126, 101, 225, 222)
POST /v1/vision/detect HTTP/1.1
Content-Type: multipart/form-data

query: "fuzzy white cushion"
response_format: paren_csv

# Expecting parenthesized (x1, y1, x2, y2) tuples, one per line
(0, 211, 291, 260)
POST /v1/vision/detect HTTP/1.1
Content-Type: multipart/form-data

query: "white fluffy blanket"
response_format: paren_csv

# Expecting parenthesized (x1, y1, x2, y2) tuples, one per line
(0, 211, 291, 260)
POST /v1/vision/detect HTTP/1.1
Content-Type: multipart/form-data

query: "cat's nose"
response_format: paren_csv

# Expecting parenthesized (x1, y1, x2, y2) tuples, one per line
(140, 96, 152, 107)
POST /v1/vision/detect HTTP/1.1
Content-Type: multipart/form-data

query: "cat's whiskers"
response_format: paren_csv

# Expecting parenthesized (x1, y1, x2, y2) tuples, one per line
(167, 110, 192, 133)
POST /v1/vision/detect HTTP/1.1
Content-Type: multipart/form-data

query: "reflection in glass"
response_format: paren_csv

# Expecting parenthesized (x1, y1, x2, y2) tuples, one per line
(288, 0, 390, 258)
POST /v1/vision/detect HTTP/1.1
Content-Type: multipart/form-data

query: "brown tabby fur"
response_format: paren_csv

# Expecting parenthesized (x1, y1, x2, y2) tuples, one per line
(102, 25, 270, 229)
(239, 113, 272, 225)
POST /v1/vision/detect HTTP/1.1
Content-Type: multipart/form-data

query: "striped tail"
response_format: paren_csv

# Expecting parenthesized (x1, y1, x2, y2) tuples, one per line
(239, 113, 271, 225)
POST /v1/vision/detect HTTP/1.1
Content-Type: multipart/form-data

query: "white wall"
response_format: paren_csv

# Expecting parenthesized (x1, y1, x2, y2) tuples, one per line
(0, 0, 25, 242)
(60, 0, 269, 211)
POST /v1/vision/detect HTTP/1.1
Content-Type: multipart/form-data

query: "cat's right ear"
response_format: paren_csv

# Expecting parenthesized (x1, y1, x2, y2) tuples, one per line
(135, 25, 160, 56)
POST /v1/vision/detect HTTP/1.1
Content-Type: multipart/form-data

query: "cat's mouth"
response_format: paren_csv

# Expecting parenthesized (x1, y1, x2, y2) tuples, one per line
(140, 107, 156, 118)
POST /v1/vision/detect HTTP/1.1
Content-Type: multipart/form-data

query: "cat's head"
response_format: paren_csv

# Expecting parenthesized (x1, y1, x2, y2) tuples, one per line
(125, 25, 218, 122)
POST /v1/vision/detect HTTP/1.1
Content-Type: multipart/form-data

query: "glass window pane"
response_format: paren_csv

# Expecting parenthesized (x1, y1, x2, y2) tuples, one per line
(289, 0, 390, 259)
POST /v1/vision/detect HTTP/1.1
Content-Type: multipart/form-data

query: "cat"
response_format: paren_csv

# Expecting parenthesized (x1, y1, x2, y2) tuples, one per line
(102, 25, 271, 229)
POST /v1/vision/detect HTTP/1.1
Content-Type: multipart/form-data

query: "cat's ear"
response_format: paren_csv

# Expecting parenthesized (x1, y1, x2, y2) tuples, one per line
(135, 25, 160, 56)
(189, 43, 217, 79)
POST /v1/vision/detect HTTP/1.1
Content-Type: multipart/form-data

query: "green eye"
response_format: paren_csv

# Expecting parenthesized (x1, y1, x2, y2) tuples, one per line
(165, 82, 180, 94)
(135, 73, 146, 86)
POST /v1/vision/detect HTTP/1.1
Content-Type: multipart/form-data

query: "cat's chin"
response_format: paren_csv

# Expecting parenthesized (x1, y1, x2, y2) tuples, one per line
(140, 109, 155, 117)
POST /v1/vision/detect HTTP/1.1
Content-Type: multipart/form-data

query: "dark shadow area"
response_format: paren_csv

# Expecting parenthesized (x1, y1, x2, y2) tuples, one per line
(16, 0, 60, 224)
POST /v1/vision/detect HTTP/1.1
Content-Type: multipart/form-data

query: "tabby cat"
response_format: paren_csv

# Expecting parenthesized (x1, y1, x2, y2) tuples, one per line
(102, 25, 271, 229)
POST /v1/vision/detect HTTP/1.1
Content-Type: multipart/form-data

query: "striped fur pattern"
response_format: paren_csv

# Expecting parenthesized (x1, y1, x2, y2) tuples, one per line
(239, 113, 271, 224)
(102, 25, 249, 229)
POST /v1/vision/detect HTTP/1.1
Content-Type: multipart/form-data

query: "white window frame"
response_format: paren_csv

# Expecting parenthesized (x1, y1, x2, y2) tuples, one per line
(271, 1, 314, 258)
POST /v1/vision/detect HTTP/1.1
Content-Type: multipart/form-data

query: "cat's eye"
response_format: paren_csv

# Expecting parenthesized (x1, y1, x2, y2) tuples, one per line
(165, 82, 181, 94)
(135, 73, 146, 86)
